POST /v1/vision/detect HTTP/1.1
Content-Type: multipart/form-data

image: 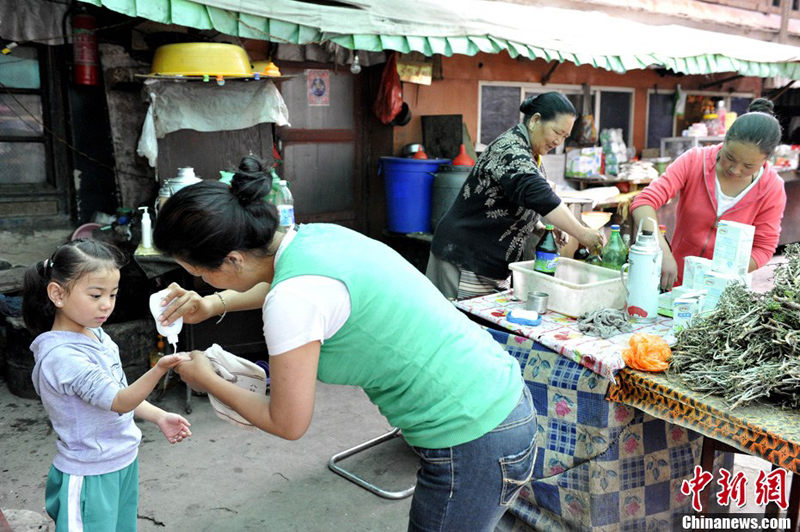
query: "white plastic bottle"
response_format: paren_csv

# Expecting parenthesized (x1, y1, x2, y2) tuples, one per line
(275, 180, 295, 230)
(149, 288, 183, 350)
(138, 206, 152, 248)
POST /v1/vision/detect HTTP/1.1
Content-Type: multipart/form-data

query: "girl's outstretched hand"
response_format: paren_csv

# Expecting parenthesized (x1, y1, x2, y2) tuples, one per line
(157, 412, 192, 444)
(155, 353, 191, 371)
(174, 351, 215, 393)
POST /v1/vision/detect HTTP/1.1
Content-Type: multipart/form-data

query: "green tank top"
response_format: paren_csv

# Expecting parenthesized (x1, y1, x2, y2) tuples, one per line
(270, 224, 523, 448)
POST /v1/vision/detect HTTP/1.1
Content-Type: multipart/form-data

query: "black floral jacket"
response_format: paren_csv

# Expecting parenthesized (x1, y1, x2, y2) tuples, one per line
(431, 124, 561, 279)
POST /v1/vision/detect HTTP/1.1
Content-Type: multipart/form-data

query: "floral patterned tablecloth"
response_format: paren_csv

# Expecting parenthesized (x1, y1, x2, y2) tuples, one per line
(454, 290, 673, 382)
(486, 327, 700, 532)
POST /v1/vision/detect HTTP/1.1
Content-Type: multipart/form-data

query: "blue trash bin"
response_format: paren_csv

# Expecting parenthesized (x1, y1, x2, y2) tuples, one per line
(379, 157, 450, 233)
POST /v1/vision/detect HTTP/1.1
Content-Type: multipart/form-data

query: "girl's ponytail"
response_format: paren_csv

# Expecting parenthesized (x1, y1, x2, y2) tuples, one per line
(22, 260, 56, 337)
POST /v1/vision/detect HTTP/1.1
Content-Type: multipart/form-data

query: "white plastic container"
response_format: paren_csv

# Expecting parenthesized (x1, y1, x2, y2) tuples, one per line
(138, 206, 152, 249)
(149, 288, 183, 347)
(510, 257, 626, 318)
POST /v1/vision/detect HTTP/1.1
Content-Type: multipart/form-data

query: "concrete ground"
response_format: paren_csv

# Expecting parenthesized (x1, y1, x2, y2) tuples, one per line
(1, 372, 789, 532)
(0, 378, 419, 532)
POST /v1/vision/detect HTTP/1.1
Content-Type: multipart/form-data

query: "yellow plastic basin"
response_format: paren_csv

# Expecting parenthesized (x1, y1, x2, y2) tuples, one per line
(150, 43, 253, 76)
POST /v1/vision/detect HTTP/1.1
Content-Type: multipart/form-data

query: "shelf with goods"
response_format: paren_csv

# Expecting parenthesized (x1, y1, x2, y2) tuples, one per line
(659, 136, 724, 159)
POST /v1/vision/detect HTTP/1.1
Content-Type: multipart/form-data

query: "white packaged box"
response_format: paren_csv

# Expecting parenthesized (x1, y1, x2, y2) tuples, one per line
(699, 270, 745, 312)
(565, 147, 603, 177)
(672, 293, 706, 333)
(670, 286, 708, 304)
(712, 220, 755, 276)
(683, 256, 713, 289)
(510, 257, 625, 318)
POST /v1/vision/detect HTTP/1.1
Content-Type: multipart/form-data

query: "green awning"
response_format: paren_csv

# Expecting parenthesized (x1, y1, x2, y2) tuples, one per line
(80, 0, 800, 79)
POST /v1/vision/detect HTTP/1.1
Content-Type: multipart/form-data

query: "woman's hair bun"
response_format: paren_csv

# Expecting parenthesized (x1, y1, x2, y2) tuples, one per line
(748, 98, 775, 116)
(520, 94, 540, 115)
(229, 155, 272, 206)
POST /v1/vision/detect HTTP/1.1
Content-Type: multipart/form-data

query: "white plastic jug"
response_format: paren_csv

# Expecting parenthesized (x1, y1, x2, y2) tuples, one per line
(620, 218, 662, 321)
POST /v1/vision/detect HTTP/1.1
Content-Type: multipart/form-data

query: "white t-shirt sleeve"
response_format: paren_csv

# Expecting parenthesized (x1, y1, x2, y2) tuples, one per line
(262, 275, 352, 355)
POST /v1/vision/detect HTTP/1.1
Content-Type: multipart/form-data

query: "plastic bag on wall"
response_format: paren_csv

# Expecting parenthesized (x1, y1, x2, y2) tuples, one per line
(137, 93, 158, 168)
(372, 53, 402, 125)
(578, 114, 597, 145)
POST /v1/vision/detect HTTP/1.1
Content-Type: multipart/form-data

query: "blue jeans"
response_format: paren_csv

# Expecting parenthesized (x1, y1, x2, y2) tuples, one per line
(407, 385, 537, 532)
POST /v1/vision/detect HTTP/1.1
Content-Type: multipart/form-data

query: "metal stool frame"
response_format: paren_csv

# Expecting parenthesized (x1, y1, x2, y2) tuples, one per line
(328, 428, 415, 500)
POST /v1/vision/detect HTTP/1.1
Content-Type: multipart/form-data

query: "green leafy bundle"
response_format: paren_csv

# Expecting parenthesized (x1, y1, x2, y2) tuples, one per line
(671, 244, 800, 409)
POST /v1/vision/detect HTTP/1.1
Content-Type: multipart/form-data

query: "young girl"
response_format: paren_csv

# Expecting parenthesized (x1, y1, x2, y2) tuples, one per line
(22, 239, 192, 531)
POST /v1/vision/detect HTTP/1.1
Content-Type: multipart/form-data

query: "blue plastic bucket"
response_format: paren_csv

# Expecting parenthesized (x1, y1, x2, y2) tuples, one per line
(379, 157, 450, 233)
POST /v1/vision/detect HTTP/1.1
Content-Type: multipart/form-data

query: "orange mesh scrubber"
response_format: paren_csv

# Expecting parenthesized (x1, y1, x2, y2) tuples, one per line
(622, 333, 672, 372)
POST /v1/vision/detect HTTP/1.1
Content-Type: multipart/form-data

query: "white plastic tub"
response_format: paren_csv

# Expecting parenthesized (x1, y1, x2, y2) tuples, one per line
(509, 257, 626, 318)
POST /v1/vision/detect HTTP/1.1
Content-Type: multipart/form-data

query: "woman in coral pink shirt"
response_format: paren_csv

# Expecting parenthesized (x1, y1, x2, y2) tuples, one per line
(631, 98, 786, 289)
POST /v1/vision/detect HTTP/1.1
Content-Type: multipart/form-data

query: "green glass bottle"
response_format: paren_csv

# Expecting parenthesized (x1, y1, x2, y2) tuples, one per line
(573, 245, 590, 261)
(585, 253, 603, 266)
(601, 224, 627, 270)
(534, 224, 559, 276)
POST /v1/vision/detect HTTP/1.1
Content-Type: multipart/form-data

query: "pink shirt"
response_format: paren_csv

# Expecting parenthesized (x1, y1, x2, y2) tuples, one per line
(630, 143, 786, 285)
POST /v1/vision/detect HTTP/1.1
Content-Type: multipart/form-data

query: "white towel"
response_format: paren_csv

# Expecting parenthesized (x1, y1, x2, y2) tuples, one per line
(204, 344, 268, 431)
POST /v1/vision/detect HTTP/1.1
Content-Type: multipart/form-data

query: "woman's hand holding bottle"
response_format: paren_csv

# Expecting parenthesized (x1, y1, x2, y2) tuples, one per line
(577, 228, 604, 254)
(158, 283, 216, 325)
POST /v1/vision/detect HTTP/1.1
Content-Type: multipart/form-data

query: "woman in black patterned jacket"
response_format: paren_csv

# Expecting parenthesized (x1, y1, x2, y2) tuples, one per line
(427, 92, 603, 300)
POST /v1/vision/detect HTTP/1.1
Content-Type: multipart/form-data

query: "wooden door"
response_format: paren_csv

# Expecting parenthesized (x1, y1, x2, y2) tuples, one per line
(276, 65, 363, 230)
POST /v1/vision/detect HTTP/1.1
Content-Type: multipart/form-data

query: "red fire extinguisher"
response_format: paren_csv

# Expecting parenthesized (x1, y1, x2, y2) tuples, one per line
(72, 10, 99, 86)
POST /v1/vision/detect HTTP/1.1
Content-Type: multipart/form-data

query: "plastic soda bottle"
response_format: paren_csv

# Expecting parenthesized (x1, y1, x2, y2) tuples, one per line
(275, 179, 295, 230)
(534, 224, 559, 276)
(266, 169, 281, 205)
(716, 100, 727, 135)
(602, 224, 627, 270)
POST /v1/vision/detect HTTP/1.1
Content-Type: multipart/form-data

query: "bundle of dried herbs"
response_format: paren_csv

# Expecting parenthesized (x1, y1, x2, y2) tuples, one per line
(577, 308, 632, 339)
(671, 243, 800, 410)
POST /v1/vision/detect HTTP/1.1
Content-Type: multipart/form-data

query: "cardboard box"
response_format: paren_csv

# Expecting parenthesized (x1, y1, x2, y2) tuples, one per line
(673, 293, 706, 333)
(565, 147, 603, 177)
(700, 271, 744, 312)
(712, 220, 755, 276)
(683, 256, 713, 289)
(673, 298, 699, 333)
(671, 286, 707, 303)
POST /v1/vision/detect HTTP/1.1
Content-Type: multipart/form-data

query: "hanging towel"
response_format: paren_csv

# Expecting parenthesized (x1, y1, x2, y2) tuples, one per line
(204, 344, 269, 431)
